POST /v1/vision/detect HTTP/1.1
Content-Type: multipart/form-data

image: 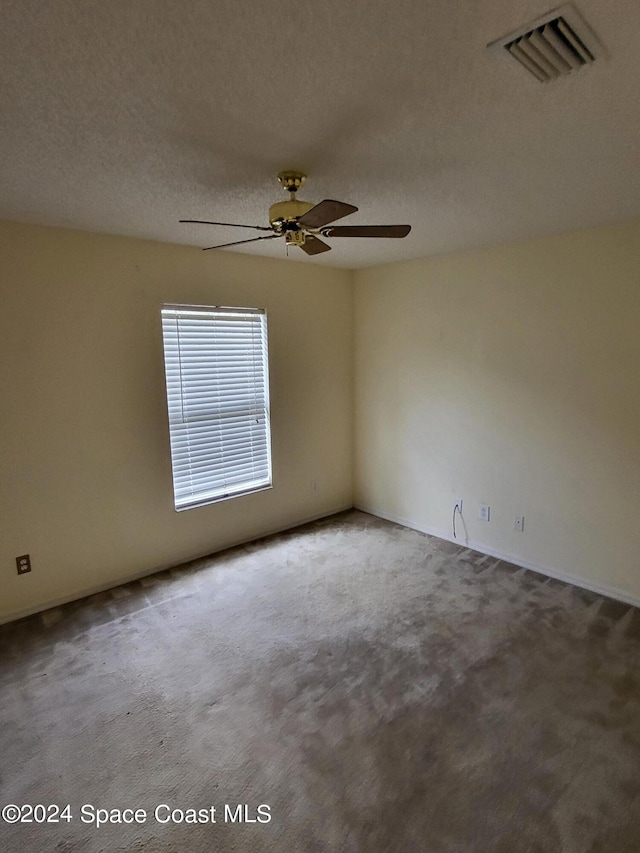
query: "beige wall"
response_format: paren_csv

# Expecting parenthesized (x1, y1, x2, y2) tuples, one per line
(0, 221, 353, 622)
(354, 220, 640, 603)
(4, 216, 640, 623)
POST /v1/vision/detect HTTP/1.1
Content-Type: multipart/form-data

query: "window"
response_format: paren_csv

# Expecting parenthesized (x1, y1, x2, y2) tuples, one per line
(161, 304, 272, 511)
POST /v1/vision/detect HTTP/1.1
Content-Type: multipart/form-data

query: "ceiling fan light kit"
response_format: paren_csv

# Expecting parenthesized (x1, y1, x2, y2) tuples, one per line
(180, 171, 411, 257)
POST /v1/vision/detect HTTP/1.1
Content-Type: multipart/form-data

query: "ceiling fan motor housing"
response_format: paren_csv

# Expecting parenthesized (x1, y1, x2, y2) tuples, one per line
(268, 199, 315, 232)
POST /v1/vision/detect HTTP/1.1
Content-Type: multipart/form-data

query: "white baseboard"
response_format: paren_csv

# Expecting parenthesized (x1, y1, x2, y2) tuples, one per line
(355, 503, 640, 610)
(0, 504, 354, 626)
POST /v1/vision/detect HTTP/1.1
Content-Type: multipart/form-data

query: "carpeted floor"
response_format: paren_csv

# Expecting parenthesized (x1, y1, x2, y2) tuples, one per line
(1, 510, 640, 852)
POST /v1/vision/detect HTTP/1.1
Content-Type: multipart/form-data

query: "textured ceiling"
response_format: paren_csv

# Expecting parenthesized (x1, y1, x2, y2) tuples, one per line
(1, 0, 639, 268)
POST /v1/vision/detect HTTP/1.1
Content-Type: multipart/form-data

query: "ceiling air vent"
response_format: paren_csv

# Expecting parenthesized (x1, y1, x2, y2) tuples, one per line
(487, 4, 604, 82)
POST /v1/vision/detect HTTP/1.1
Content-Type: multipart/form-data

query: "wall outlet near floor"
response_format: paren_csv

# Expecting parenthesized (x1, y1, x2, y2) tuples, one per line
(16, 554, 31, 575)
(311, 480, 319, 493)
(514, 515, 525, 532)
(479, 504, 491, 522)
(454, 497, 463, 514)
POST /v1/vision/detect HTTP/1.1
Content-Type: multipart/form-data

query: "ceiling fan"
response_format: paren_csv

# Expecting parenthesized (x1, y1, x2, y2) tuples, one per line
(180, 171, 411, 256)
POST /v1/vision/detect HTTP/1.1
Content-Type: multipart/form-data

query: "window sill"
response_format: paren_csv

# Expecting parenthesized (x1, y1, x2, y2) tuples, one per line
(174, 483, 273, 512)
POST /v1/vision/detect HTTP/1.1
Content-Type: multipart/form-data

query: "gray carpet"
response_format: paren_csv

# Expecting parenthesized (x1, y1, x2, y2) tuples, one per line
(1, 510, 640, 852)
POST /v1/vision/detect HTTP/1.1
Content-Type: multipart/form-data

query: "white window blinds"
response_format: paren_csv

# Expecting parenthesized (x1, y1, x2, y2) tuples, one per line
(161, 304, 272, 510)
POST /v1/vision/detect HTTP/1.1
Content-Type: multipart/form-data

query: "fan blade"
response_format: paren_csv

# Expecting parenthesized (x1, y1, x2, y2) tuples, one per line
(298, 199, 358, 229)
(323, 225, 411, 238)
(202, 234, 282, 251)
(300, 235, 332, 256)
(180, 219, 273, 232)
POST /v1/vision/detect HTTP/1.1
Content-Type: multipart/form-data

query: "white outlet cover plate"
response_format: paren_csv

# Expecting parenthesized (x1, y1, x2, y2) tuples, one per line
(479, 504, 490, 521)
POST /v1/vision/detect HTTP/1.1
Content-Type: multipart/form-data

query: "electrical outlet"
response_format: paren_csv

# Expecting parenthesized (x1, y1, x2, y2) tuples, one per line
(454, 497, 463, 513)
(479, 504, 491, 522)
(311, 480, 318, 493)
(16, 554, 31, 575)
(515, 515, 525, 532)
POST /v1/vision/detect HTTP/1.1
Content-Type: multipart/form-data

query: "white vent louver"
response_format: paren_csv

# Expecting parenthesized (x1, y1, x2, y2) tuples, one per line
(488, 4, 603, 82)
